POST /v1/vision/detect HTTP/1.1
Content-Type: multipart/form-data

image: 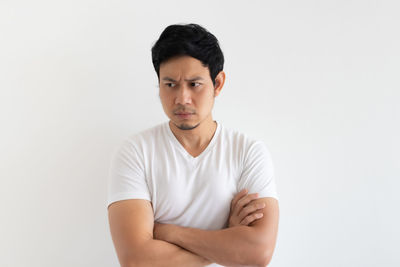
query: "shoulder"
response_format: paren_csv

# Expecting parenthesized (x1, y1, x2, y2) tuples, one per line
(115, 122, 167, 156)
(217, 123, 272, 168)
(219, 123, 269, 154)
(125, 122, 166, 145)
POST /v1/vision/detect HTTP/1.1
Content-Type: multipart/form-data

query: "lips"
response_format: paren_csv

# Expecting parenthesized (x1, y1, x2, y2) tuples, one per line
(175, 113, 193, 119)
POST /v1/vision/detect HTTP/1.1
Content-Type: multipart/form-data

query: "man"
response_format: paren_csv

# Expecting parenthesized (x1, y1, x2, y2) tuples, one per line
(107, 23, 279, 267)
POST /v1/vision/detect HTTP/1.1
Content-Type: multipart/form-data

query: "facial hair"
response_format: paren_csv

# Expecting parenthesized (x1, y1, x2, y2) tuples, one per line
(175, 122, 201, 130)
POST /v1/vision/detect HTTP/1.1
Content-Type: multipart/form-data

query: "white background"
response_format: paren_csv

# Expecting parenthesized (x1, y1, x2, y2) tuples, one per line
(1, 1, 399, 266)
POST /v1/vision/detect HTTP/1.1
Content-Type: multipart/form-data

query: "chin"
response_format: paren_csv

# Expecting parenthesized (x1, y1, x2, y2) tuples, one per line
(174, 121, 200, 130)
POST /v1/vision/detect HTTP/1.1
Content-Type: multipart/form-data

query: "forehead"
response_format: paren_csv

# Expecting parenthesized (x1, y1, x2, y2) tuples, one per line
(159, 55, 210, 79)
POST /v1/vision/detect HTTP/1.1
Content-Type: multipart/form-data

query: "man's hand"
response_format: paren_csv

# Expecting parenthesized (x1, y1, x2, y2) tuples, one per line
(152, 191, 277, 266)
(228, 188, 266, 227)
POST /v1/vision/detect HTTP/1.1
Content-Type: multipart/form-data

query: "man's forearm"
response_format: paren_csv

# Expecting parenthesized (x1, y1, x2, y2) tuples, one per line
(123, 238, 211, 267)
(156, 224, 268, 267)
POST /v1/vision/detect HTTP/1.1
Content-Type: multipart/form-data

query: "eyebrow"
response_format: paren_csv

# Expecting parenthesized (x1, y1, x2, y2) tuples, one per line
(161, 76, 204, 82)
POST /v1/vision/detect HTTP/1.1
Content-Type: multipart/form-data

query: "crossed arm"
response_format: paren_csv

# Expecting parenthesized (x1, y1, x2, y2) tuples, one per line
(108, 190, 279, 267)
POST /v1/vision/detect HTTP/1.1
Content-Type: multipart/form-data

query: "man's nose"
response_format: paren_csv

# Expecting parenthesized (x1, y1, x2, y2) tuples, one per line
(175, 85, 192, 105)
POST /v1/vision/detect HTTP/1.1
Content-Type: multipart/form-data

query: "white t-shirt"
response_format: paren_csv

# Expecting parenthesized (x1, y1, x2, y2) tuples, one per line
(107, 120, 279, 266)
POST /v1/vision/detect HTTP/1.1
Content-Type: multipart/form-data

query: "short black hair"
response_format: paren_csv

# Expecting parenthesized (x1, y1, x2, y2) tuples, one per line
(151, 23, 224, 86)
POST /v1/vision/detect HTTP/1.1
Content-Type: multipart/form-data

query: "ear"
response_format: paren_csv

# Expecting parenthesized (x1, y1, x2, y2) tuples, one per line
(213, 71, 226, 97)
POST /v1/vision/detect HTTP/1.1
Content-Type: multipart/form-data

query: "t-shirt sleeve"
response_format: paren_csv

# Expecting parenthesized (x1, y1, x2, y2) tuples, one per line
(238, 140, 279, 201)
(106, 139, 151, 209)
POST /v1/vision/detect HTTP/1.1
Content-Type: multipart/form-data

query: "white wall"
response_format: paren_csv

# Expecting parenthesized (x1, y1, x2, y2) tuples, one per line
(1, 1, 399, 266)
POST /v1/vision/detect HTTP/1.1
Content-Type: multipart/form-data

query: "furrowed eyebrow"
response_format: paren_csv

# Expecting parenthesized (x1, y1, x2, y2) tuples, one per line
(162, 77, 177, 82)
(161, 76, 204, 82)
(185, 76, 204, 82)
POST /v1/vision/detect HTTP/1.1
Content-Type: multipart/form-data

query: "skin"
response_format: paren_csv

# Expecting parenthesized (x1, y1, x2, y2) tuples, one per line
(158, 55, 225, 157)
(153, 195, 279, 266)
(228, 189, 266, 227)
(108, 55, 279, 267)
(154, 55, 278, 266)
(108, 190, 268, 267)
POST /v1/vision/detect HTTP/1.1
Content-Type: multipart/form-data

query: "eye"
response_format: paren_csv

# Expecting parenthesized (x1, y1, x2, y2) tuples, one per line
(191, 82, 201, 87)
(165, 83, 176, 88)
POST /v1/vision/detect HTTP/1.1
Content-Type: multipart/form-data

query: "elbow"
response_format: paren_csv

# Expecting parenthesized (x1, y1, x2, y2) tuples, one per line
(258, 258, 272, 267)
(118, 247, 148, 267)
(255, 249, 273, 267)
(117, 239, 156, 267)
(243, 245, 272, 267)
(234, 235, 275, 267)
(249, 232, 276, 266)
(119, 255, 139, 267)
(120, 256, 147, 267)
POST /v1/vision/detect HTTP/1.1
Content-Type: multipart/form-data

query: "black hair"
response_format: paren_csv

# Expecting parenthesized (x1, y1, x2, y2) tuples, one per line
(151, 23, 224, 86)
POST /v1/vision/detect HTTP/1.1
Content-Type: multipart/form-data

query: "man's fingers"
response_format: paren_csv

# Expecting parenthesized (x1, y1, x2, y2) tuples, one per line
(240, 213, 264, 226)
(230, 188, 248, 210)
(238, 202, 266, 221)
(235, 193, 259, 212)
(228, 189, 265, 228)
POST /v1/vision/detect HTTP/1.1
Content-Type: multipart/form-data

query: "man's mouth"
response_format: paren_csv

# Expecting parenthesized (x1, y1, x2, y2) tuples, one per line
(175, 113, 193, 119)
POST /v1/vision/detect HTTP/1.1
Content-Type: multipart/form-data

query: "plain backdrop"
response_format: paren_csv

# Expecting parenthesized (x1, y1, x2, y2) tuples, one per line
(1, 1, 399, 266)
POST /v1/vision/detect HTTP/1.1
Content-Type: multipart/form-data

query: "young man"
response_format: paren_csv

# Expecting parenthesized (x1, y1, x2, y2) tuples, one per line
(107, 23, 279, 267)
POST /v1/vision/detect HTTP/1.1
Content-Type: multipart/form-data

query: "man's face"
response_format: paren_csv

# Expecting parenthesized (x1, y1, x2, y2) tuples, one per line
(158, 55, 219, 130)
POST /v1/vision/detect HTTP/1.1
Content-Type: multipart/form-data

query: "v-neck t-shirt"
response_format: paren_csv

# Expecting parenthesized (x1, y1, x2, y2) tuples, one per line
(165, 120, 220, 168)
(107, 120, 279, 231)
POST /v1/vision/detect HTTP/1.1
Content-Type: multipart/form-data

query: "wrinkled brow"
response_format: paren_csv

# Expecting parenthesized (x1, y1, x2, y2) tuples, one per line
(162, 76, 204, 82)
